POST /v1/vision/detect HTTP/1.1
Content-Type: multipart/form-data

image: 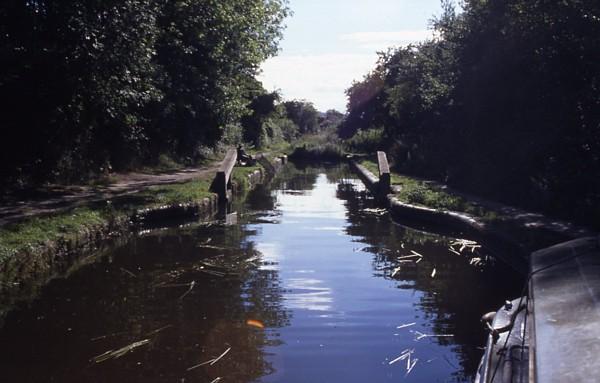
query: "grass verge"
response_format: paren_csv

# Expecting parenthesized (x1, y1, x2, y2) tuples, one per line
(360, 160, 499, 221)
(232, 166, 262, 192)
(0, 178, 214, 263)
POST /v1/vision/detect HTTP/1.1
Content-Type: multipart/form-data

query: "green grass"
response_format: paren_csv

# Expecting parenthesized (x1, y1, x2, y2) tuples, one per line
(0, 152, 273, 265)
(0, 178, 215, 263)
(0, 208, 107, 262)
(360, 160, 498, 220)
(138, 178, 213, 206)
(232, 165, 262, 191)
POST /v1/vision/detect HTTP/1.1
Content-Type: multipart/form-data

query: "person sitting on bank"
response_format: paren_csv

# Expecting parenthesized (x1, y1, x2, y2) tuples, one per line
(237, 144, 255, 166)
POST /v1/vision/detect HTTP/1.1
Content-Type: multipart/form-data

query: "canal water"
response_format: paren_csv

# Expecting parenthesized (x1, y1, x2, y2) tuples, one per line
(0, 164, 523, 382)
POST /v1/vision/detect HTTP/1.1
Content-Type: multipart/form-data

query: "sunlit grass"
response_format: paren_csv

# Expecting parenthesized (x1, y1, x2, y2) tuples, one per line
(0, 155, 270, 263)
(0, 208, 107, 262)
(360, 160, 499, 221)
(138, 178, 213, 206)
(232, 165, 262, 191)
(0, 178, 214, 263)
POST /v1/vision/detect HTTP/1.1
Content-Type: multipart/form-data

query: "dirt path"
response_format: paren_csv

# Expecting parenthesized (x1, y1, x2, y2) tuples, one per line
(0, 161, 221, 226)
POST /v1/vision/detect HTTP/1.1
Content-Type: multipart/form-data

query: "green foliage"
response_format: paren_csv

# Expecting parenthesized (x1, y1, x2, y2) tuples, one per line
(283, 100, 320, 134)
(289, 144, 345, 161)
(344, 0, 600, 227)
(0, 0, 289, 184)
(345, 128, 384, 154)
(232, 166, 262, 191)
(319, 109, 344, 131)
(289, 128, 346, 161)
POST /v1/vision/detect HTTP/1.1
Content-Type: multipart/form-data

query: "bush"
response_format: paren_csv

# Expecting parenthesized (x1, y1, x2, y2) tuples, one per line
(345, 128, 384, 153)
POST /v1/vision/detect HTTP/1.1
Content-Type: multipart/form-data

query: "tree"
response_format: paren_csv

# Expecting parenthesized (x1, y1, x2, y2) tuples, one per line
(340, 0, 600, 226)
(282, 100, 320, 134)
(0, 0, 289, 184)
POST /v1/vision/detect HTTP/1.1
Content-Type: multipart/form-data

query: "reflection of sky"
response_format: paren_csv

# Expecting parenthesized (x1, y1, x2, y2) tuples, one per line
(285, 278, 333, 311)
(247, 171, 465, 382)
(255, 242, 282, 270)
(275, 175, 347, 220)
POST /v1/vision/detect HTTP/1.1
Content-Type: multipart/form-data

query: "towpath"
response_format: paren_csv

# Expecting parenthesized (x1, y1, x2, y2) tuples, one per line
(0, 161, 221, 227)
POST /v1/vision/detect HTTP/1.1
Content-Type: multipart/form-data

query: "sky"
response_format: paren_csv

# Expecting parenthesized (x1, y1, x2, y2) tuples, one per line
(258, 0, 447, 112)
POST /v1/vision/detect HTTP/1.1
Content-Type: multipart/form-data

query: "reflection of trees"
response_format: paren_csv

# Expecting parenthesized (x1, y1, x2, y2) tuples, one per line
(337, 183, 524, 381)
(271, 162, 355, 192)
(0, 220, 289, 382)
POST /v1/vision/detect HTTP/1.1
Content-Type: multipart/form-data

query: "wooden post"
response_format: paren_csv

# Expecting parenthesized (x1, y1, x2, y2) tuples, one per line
(377, 151, 391, 196)
(212, 148, 237, 205)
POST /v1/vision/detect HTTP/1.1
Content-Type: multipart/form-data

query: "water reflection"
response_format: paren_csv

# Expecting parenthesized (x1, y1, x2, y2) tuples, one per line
(336, 174, 524, 381)
(0, 163, 522, 382)
(0, 220, 289, 382)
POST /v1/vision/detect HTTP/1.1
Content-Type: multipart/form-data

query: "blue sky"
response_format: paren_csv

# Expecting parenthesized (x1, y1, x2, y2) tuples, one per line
(258, 0, 448, 112)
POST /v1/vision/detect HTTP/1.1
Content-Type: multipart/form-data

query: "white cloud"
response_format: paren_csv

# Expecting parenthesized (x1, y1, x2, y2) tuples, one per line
(340, 30, 433, 50)
(258, 53, 378, 112)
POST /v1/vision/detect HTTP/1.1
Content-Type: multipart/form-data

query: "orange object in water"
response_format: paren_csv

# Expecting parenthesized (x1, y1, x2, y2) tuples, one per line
(246, 319, 265, 329)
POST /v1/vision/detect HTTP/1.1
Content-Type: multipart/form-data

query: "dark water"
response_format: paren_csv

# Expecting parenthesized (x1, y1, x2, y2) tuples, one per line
(0, 164, 523, 382)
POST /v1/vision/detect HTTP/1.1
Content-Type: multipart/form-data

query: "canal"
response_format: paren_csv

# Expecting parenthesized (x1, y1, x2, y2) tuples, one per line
(0, 163, 523, 382)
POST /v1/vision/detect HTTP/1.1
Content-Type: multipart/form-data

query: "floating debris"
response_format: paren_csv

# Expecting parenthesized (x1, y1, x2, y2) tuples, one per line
(388, 348, 414, 365)
(146, 324, 173, 336)
(412, 330, 454, 341)
(391, 267, 402, 277)
(91, 339, 150, 363)
(396, 322, 416, 330)
(178, 281, 196, 300)
(469, 257, 483, 266)
(246, 319, 265, 329)
(397, 254, 421, 260)
(431, 268, 436, 278)
(186, 359, 214, 371)
(449, 239, 481, 254)
(410, 250, 424, 258)
(200, 269, 227, 277)
(210, 378, 222, 383)
(210, 347, 232, 365)
(362, 208, 387, 216)
(120, 268, 137, 278)
(406, 358, 418, 376)
(187, 347, 232, 371)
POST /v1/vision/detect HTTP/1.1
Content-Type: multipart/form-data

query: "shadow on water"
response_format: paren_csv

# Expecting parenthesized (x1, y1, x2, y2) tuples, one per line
(0, 218, 290, 382)
(0, 162, 523, 382)
(337, 181, 525, 381)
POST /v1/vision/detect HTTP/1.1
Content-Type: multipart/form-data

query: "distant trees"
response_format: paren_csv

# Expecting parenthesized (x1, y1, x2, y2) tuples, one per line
(282, 100, 320, 135)
(343, 0, 600, 226)
(0, 0, 289, 184)
(319, 109, 344, 131)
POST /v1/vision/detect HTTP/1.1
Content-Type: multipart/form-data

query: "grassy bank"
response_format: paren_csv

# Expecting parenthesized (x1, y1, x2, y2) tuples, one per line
(232, 165, 263, 191)
(360, 160, 499, 221)
(0, 177, 215, 264)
